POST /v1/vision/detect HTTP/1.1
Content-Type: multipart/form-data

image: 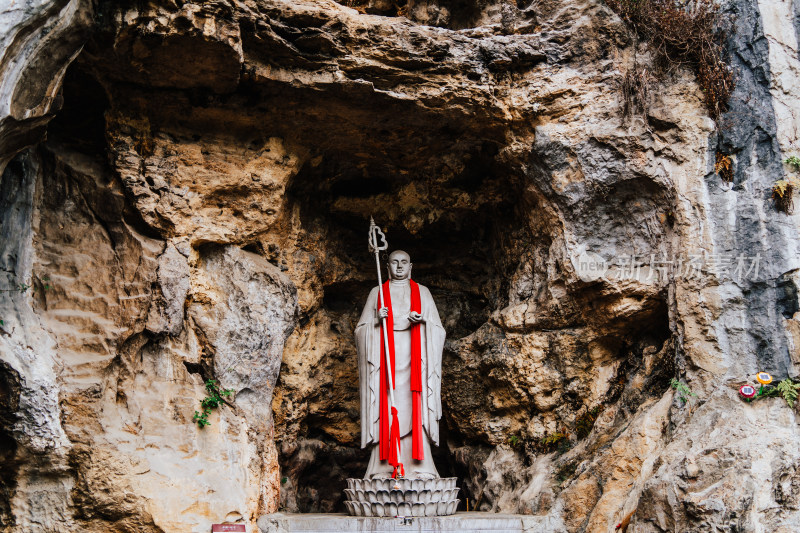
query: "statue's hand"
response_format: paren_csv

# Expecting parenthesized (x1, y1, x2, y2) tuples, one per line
(378, 307, 389, 320)
(408, 312, 425, 324)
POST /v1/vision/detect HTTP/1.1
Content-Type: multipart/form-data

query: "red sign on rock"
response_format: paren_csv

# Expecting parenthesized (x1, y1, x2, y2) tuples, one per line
(211, 525, 246, 532)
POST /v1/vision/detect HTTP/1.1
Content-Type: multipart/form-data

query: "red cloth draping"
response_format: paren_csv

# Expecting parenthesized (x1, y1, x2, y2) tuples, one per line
(378, 280, 424, 464)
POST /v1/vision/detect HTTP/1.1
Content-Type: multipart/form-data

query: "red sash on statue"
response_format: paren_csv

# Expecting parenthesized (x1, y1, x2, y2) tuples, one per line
(378, 280, 424, 465)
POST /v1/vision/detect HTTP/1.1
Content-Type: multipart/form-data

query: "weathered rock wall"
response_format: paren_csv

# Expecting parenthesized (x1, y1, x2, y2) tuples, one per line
(1, 0, 800, 532)
(1, 139, 299, 532)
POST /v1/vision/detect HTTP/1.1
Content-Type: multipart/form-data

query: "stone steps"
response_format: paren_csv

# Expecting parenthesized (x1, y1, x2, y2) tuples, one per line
(257, 513, 536, 533)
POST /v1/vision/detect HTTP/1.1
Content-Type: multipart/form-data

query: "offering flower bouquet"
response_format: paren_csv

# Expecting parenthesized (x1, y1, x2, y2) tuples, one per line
(738, 372, 800, 408)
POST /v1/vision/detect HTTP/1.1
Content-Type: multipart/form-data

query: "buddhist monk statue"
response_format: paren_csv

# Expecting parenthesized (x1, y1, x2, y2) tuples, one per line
(355, 250, 446, 479)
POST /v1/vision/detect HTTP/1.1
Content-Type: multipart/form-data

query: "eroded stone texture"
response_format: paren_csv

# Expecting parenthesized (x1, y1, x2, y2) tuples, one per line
(1, 0, 800, 531)
(0, 0, 94, 169)
(190, 244, 299, 437)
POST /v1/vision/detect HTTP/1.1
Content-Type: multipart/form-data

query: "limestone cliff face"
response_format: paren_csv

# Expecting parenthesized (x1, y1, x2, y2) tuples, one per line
(1, 0, 800, 531)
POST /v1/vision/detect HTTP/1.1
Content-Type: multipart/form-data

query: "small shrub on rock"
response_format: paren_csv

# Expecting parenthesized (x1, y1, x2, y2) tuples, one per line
(607, 0, 734, 119)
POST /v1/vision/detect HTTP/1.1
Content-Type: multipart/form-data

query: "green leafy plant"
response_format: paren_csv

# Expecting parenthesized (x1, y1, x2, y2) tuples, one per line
(1, 282, 29, 293)
(536, 431, 571, 454)
(541, 432, 567, 446)
(768, 379, 800, 408)
(1, 275, 52, 294)
(508, 434, 521, 448)
(786, 155, 800, 171)
(193, 379, 234, 428)
(670, 378, 697, 405)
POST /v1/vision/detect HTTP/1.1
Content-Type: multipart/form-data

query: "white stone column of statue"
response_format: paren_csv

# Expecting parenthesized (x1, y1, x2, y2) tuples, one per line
(355, 250, 446, 479)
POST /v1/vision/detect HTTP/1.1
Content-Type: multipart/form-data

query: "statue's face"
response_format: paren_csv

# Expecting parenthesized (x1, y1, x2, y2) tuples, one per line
(388, 251, 412, 281)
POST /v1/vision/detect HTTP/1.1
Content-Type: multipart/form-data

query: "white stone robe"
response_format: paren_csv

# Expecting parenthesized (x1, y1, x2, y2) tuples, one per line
(355, 281, 445, 478)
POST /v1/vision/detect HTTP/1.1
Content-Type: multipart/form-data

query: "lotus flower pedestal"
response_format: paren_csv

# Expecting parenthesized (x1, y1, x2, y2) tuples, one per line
(343, 477, 459, 517)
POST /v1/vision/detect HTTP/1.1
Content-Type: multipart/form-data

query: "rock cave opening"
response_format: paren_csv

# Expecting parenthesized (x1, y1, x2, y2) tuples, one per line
(273, 142, 676, 512)
(33, 38, 549, 516)
(273, 142, 532, 512)
(47, 67, 109, 156)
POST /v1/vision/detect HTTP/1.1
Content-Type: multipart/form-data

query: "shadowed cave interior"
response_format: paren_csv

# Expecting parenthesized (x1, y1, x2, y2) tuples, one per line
(274, 133, 532, 513)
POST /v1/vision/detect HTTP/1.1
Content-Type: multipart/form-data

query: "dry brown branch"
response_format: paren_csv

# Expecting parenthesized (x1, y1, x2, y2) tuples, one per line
(622, 62, 652, 121)
(715, 152, 733, 182)
(607, 0, 734, 119)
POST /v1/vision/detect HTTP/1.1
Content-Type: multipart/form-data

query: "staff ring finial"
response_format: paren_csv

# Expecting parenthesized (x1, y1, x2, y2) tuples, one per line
(368, 218, 388, 252)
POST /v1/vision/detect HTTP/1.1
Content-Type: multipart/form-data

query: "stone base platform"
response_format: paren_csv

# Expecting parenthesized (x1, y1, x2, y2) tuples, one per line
(257, 513, 539, 533)
(344, 477, 459, 517)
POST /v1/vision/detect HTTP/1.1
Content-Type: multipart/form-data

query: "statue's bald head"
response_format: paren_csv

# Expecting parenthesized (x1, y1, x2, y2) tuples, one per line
(389, 250, 411, 263)
(387, 250, 412, 281)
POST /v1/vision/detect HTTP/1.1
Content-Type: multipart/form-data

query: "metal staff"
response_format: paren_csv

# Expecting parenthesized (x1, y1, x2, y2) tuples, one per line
(368, 217, 403, 478)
